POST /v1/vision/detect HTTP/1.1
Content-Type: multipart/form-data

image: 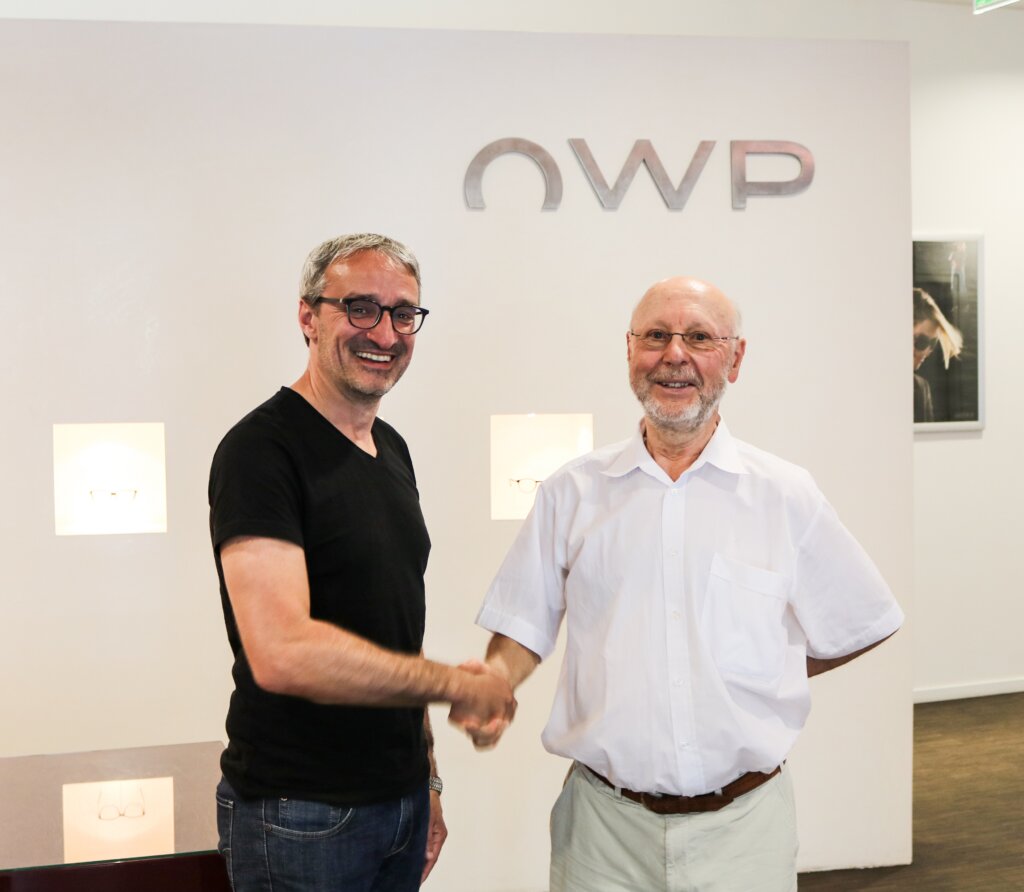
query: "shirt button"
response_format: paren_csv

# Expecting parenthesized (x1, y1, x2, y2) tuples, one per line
(667, 547, 678, 557)
(673, 677, 683, 686)
(678, 740, 689, 750)
(671, 610, 681, 620)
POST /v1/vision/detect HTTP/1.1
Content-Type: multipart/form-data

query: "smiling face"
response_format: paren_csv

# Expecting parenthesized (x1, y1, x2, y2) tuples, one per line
(627, 277, 745, 435)
(299, 249, 420, 405)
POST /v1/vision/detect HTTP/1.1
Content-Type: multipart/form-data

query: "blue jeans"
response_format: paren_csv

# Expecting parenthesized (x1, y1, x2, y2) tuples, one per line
(216, 777, 429, 892)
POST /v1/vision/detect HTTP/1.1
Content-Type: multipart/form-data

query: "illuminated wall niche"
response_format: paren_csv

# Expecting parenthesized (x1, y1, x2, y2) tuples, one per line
(52, 423, 168, 536)
(490, 413, 593, 520)
(62, 776, 175, 863)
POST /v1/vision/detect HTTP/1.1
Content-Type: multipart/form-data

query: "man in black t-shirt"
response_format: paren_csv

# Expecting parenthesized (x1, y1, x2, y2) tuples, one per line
(209, 233, 515, 892)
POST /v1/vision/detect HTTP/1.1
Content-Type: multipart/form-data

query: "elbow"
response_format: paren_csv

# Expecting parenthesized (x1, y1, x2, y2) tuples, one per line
(247, 645, 304, 697)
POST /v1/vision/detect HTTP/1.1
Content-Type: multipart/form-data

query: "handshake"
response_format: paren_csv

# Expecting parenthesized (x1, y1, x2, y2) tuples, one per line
(446, 659, 518, 749)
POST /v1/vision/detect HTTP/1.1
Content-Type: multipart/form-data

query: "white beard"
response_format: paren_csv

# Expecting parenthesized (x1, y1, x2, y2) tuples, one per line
(634, 374, 727, 434)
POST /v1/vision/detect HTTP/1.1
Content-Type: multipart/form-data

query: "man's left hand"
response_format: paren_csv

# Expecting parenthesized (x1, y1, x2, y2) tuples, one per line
(421, 789, 447, 884)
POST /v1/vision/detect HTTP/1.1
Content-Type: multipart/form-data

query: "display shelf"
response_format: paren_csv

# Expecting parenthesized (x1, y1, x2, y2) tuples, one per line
(0, 741, 228, 890)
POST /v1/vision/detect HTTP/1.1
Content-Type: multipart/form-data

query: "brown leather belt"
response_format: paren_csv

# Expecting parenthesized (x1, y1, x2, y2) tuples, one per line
(585, 764, 782, 815)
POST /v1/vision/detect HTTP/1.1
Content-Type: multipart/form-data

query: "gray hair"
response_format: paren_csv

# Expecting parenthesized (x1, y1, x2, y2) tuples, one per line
(299, 233, 421, 301)
(729, 302, 744, 338)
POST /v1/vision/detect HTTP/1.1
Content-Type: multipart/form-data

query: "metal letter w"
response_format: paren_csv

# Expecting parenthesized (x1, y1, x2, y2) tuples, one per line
(568, 139, 716, 211)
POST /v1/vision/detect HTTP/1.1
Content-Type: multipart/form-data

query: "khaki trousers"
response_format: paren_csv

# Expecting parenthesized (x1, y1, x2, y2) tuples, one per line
(550, 763, 798, 892)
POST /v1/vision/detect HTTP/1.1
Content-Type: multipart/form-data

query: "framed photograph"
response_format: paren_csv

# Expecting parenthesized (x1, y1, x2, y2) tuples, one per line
(912, 235, 984, 432)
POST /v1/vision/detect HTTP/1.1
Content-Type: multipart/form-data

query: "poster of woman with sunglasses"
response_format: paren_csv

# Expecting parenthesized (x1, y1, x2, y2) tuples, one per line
(912, 237, 983, 430)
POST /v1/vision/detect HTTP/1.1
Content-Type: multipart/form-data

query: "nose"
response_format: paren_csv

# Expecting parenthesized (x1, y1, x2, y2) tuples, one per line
(365, 313, 401, 348)
(660, 334, 691, 363)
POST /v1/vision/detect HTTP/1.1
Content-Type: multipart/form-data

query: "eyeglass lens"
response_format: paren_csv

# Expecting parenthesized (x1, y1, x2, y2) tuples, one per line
(347, 298, 424, 334)
(636, 331, 719, 351)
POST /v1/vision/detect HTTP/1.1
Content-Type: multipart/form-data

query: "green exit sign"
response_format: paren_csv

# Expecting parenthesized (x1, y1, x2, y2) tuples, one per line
(974, 0, 1021, 13)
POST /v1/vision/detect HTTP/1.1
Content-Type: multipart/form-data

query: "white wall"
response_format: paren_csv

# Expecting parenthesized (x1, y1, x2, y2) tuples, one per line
(2, 0, 1019, 700)
(907, 14, 1024, 701)
(1, 0, 1021, 884)
(2, 0, 1018, 703)
(0, 14, 914, 888)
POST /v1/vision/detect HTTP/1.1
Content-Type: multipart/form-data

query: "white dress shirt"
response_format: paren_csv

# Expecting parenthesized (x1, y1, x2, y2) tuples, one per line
(477, 421, 904, 797)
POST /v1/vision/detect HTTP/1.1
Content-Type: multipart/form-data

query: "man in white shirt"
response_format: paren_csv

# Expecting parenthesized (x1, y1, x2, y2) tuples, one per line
(461, 276, 904, 892)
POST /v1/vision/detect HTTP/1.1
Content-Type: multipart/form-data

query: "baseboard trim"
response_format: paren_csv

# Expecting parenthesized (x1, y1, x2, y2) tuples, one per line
(913, 678, 1024, 703)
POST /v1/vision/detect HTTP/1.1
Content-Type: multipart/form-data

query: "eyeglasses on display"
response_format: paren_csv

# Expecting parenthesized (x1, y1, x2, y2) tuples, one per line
(509, 478, 544, 493)
(97, 784, 146, 821)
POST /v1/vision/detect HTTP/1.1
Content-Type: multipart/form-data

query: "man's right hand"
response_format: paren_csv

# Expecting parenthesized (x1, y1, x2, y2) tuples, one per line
(448, 660, 516, 749)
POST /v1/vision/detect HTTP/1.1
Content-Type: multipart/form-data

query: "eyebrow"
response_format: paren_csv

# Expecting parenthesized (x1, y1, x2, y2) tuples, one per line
(641, 323, 715, 332)
(342, 292, 420, 307)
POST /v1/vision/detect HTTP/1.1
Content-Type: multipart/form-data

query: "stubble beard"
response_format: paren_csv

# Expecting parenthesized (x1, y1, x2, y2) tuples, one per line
(319, 336, 410, 404)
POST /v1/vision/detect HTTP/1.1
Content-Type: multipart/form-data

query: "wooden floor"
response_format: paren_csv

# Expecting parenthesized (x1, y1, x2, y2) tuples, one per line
(798, 692, 1024, 890)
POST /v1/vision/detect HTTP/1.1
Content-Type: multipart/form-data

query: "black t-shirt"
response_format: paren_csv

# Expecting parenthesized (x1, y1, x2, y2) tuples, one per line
(209, 387, 431, 805)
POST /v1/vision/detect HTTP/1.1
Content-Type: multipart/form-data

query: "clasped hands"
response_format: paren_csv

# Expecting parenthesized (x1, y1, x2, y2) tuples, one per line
(448, 659, 517, 749)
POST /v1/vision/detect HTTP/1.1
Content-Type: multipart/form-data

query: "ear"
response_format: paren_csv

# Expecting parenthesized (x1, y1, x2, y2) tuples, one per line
(298, 299, 318, 344)
(625, 330, 633, 362)
(727, 338, 746, 383)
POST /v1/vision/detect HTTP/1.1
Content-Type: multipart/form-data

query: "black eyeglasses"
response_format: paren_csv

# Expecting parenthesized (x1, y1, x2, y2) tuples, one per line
(914, 334, 938, 352)
(629, 329, 740, 352)
(310, 296, 430, 335)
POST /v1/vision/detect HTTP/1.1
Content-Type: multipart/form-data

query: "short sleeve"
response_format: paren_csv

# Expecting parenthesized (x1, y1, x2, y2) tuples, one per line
(790, 496, 904, 659)
(209, 417, 305, 551)
(476, 483, 568, 661)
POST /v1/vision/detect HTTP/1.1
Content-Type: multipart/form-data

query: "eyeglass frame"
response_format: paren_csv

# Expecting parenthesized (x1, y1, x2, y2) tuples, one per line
(96, 784, 146, 820)
(98, 802, 146, 820)
(306, 295, 430, 334)
(509, 477, 544, 493)
(628, 329, 741, 351)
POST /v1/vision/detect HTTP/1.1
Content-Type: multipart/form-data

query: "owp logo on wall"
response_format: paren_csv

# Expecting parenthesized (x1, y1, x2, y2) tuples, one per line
(464, 138, 814, 211)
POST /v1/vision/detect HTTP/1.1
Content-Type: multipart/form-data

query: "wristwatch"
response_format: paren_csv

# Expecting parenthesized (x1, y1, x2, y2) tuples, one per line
(428, 776, 443, 795)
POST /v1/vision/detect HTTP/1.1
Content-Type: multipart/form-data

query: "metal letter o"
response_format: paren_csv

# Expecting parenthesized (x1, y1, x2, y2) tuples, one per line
(464, 138, 563, 211)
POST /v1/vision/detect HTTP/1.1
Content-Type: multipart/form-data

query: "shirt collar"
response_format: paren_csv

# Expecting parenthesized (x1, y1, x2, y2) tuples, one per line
(603, 417, 748, 480)
(693, 419, 746, 475)
(604, 423, 653, 478)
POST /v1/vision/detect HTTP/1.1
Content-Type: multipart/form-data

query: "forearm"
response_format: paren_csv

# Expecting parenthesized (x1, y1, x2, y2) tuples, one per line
(257, 617, 461, 707)
(485, 633, 541, 689)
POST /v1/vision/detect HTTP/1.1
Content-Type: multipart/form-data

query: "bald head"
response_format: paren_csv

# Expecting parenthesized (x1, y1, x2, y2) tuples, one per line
(630, 276, 742, 337)
(626, 276, 746, 438)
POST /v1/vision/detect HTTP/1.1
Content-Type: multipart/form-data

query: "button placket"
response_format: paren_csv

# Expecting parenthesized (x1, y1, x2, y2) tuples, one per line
(662, 483, 697, 782)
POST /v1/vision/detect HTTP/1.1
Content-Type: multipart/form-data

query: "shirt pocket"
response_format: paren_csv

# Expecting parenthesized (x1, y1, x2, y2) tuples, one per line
(700, 553, 789, 685)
